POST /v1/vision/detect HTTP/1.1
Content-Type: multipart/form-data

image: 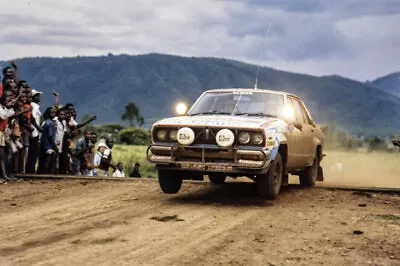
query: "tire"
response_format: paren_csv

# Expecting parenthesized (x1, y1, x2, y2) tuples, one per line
(158, 169, 183, 194)
(208, 173, 226, 184)
(299, 152, 318, 187)
(257, 153, 283, 199)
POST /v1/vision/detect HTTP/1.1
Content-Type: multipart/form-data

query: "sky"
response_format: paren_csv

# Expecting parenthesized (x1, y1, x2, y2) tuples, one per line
(0, 0, 399, 81)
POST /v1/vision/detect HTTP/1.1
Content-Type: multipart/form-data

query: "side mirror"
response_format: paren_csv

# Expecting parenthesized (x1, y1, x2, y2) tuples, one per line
(293, 121, 303, 130)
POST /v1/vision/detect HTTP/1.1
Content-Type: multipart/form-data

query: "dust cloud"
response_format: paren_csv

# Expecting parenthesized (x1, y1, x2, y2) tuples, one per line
(317, 150, 399, 188)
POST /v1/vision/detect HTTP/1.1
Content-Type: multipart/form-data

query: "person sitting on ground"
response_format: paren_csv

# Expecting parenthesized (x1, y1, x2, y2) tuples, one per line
(112, 163, 125, 177)
(129, 163, 141, 178)
(97, 137, 116, 176)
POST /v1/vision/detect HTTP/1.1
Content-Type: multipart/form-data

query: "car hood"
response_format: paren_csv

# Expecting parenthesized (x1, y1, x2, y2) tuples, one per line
(153, 115, 282, 129)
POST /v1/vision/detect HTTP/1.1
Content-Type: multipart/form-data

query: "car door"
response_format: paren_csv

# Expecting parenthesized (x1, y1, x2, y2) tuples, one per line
(292, 98, 315, 165)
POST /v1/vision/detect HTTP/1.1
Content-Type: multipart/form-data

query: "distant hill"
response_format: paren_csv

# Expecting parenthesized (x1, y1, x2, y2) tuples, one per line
(369, 72, 400, 98)
(1, 53, 400, 136)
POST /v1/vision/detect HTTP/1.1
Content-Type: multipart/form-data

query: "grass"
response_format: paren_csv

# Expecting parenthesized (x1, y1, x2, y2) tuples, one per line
(112, 145, 157, 178)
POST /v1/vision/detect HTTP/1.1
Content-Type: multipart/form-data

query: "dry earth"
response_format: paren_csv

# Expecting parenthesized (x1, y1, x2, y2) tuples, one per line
(0, 178, 399, 266)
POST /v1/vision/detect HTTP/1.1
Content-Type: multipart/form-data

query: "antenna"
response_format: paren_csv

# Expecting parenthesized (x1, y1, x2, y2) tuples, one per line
(254, 20, 272, 89)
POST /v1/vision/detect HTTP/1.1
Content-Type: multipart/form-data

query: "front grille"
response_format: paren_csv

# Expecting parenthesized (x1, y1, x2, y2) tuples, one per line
(153, 126, 265, 147)
(192, 127, 219, 145)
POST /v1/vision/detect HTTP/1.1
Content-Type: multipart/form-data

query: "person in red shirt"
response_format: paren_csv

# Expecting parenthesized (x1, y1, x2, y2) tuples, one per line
(0, 90, 30, 182)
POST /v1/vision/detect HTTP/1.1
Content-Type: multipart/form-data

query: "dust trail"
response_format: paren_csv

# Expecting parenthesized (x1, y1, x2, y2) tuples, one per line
(318, 150, 400, 188)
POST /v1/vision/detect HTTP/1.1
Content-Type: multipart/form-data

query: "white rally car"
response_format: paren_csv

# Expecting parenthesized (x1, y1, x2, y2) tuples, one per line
(147, 88, 325, 199)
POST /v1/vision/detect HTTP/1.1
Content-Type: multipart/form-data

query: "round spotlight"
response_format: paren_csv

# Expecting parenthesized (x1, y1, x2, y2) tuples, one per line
(238, 132, 251, 144)
(175, 102, 188, 116)
(216, 129, 235, 147)
(156, 129, 167, 141)
(177, 127, 195, 145)
(169, 130, 178, 141)
(252, 133, 264, 145)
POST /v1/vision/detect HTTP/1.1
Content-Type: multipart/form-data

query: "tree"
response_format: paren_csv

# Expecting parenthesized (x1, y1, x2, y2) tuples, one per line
(121, 102, 144, 126)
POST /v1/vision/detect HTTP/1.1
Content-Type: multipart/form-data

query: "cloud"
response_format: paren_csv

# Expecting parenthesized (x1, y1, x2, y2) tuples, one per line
(0, 0, 399, 80)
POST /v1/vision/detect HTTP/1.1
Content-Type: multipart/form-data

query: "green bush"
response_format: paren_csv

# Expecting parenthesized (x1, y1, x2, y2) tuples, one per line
(119, 127, 151, 145)
(92, 123, 125, 143)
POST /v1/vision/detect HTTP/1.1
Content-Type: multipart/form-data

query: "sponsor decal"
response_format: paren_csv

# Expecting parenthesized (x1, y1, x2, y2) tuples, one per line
(216, 129, 235, 147)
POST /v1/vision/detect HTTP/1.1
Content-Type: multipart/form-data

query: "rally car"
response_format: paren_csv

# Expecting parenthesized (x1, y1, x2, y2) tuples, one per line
(147, 88, 325, 199)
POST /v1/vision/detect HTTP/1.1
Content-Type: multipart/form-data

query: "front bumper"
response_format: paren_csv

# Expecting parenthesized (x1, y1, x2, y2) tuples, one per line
(147, 144, 271, 174)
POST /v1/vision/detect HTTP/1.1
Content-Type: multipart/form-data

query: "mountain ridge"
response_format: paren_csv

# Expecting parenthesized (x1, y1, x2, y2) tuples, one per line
(1, 53, 399, 136)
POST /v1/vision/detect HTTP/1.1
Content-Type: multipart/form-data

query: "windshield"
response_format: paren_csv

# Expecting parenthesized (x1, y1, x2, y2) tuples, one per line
(188, 91, 285, 118)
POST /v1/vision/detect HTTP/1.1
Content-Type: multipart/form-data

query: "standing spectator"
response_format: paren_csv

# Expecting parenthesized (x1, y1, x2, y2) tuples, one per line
(98, 137, 116, 176)
(26, 89, 42, 173)
(129, 163, 142, 178)
(55, 108, 67, 155)
(93, 142, 106, 176)
(80, 132, 97, 176)
(1, 67, 15, 97)
(39, 107, 58, 174)
(0, 90, 16, 181)
(72, 130, 92, 175)
(20, 92, 33, 174)
(0, 90, 30, 181)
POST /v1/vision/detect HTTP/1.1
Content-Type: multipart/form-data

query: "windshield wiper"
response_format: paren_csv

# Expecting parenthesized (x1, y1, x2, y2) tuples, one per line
(189, 111, 232, 116)
(235, 112, 278, 118)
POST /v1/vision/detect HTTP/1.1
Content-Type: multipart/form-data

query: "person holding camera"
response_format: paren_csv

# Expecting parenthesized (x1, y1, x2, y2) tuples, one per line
(72, 130, 93, 175)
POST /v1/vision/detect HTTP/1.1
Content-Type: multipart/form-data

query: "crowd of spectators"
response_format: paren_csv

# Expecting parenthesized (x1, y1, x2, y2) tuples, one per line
(0, 61, 136, 183)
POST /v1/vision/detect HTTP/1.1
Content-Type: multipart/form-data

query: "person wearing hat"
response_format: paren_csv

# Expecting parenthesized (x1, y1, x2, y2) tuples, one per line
(93, 142, 107, 176)
(26, 89, 42, 173)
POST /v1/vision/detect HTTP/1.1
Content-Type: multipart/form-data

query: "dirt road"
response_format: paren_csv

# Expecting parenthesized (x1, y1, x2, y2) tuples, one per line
(0, 179, 399, 266)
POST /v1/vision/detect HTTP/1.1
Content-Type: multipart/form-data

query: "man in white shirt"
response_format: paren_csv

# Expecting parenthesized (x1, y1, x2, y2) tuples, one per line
(93, 142, 106, 176)
(26, 89, 42, 173)
(54, 108, 67, 174)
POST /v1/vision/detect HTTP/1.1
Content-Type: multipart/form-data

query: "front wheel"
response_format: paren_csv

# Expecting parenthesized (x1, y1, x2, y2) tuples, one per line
(257, 153, 283, 199)
(158, 169, 183, 194)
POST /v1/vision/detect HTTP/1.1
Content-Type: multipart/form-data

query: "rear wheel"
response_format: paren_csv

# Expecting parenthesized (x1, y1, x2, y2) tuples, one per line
(299, 152, 318, 187)
(257, 153, 283, 199)
(208, 173, 226, 184)
(158, 169, 183, 194)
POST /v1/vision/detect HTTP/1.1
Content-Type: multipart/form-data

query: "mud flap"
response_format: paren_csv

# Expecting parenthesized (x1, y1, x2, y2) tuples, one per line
(282, 169, 289, 186)
(317, 166, 324, 181)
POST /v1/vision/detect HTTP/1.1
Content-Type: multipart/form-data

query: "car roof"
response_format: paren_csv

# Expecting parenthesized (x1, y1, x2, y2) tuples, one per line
(205, 88, 301, 100)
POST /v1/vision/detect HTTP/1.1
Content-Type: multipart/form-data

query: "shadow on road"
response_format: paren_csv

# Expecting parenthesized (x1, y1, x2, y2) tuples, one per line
(168, 182, 306, 207)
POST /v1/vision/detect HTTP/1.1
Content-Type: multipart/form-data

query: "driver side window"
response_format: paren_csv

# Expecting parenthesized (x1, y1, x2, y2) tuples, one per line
(289, 98, 305, 124)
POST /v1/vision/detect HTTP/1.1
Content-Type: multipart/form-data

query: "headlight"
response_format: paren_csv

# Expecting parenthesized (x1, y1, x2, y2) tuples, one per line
(177, 127, 195, 145)
(252, 133, 264, 145)
(169, 130, 178, 141)
(238, 132, 250, 144)
(156, 129, 167, 141)
(216, 129, 235, 147)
